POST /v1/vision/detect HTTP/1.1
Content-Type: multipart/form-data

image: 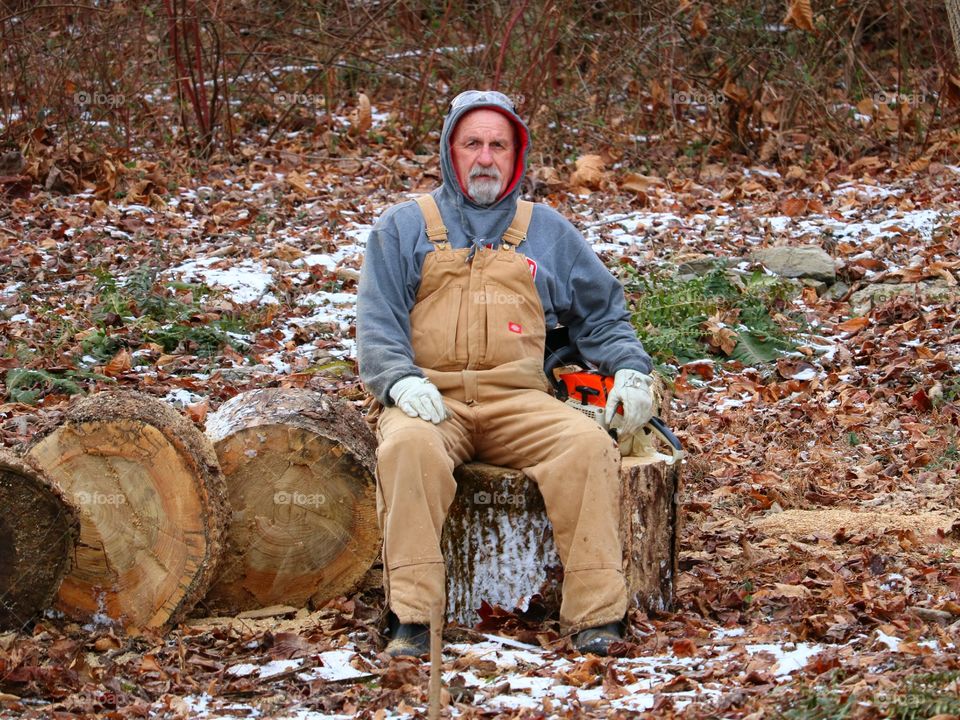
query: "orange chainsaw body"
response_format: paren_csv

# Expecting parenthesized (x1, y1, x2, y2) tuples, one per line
(556, 371, 622, 414)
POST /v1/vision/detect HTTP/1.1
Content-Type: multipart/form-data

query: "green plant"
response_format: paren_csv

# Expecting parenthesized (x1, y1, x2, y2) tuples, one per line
(87, 268, 250, 361)
(623, 264, 806, 371)
(888, 672, 960, 719)
(925, 440, 960, 472)
(4, 368, 110, 405)
(778, 672, 960, 720)
(778, 687, 859, 720)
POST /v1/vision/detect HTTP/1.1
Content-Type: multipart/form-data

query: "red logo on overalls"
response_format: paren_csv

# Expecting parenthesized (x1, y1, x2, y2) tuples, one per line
(508, 322, 522, 334)
(526, 257, 537, 279)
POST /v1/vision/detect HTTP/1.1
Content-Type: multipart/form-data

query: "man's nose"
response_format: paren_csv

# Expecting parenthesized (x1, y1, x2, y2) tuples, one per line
(477, 143, 494, 164)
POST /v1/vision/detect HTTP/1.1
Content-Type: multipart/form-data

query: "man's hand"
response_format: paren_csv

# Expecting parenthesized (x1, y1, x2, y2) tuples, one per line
(389, 376, 448, 424)
(604, 369, 654, 436)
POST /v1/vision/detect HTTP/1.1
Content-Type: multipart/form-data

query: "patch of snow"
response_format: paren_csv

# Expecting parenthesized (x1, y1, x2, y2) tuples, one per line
(792, 367, 818, 381)
(164, 388, 203, 407)
(876, 630, 901, 651)
(746, 642, 825, 676)
(168, 258, 278, 305)
(713, 626, 746, 639)
(298, 649, 369, 682)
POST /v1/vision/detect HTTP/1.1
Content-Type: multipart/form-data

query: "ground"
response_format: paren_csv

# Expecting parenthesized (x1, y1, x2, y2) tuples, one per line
(1, 115, 959, 718)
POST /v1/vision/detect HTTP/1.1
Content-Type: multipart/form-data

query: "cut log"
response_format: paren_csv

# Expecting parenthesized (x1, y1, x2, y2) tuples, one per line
(26, 391, 227, 631)
(0, 449, 80, 631)
(203, 388, 379, 613)
(442, 452, 681, 627)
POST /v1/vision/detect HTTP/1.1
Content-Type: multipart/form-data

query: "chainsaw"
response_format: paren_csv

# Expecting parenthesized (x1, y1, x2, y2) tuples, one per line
(544, 327, 683, 463)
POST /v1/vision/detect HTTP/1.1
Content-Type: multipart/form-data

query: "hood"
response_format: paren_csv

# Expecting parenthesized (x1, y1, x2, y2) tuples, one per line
(439, 90, 530, 214)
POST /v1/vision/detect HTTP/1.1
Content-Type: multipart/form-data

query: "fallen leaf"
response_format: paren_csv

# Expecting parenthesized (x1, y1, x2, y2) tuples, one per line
(569, 154, 605, 190)
(784, 0, 816, 32)
(103, 348, 132, 377)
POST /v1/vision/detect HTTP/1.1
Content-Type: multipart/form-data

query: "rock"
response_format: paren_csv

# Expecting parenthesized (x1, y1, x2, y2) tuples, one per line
(0, 150, 25, 176)
(824, 281, 850, 301)
(752, 246, 836, 283)
(848, 280, 959, 316)
(677, 256, 742, 276)
(801, 278, 828, 295)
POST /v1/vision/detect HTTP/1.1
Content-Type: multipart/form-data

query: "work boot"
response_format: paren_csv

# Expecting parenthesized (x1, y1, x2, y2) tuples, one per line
(383, 615, 430, 658)
(573, 621, 622, 656)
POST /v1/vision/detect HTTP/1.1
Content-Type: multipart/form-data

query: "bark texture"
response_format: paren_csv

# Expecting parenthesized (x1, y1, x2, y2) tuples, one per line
(442, 453, 680, 626)
(0, 449, 80, 631)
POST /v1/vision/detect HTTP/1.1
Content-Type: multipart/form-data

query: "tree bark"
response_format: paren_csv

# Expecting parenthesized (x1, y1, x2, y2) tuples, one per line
(0, 449, 80, 631)
(203, 388, 379, 613)
(442, 452, 680, 626)
(26, 391, 227, 631)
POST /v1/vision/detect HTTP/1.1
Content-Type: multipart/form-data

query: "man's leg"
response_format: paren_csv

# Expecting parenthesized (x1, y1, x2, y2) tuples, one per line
(473, 390, 627, 635)
(375, 403, 473, 625)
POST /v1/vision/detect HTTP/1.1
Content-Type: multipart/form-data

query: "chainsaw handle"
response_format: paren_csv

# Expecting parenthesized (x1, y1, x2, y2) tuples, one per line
(640, 416, 684, 464)
(647, 416, 682, 452)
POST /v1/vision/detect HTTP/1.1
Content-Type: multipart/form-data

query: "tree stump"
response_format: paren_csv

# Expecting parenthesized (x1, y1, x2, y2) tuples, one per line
(203, 388, 379, 613)
(26, 391, 228, 631)
(0, 450, 80, 631)
(442, 450, 681, 627)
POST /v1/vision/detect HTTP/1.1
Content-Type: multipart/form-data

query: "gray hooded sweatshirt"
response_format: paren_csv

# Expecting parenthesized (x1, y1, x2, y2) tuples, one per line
(357, 93, 652, 405)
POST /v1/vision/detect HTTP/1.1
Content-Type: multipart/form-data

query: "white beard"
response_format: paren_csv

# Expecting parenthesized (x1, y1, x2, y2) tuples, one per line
(466, 165, 503, 205)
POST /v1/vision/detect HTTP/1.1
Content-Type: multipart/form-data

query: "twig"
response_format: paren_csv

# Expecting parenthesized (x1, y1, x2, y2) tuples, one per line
(429, 603, 442, 720)
(492, 0, 528, 91)
(262, 0, 403, 147)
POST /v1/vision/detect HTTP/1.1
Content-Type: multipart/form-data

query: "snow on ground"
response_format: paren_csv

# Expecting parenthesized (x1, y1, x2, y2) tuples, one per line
(148, 181, 956, 375)
(169, 257, 280, 305)
(164, 626, 950, 718)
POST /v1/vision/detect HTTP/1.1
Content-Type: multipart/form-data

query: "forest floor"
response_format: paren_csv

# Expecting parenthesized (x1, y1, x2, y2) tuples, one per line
(1, 113, 960, 718)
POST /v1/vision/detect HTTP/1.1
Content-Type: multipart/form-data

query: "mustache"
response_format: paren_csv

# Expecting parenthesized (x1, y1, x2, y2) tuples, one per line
(468, 164, 502, 181)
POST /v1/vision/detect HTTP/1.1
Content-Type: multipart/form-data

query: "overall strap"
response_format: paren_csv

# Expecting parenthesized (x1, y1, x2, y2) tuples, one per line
(501, 200, 533, 249)
(415, 194, 448, 247)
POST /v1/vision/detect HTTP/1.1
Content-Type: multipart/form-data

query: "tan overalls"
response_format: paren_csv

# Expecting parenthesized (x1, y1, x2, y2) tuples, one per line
(374, 195, 627, 634)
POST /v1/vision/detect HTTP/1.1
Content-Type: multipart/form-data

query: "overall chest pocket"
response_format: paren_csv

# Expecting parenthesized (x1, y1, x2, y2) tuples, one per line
(410, 284, 464, 370)
(480, 277, 545, 368)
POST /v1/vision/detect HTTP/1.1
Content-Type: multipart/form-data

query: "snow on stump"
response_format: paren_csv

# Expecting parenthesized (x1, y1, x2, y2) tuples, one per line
(203, 388, 379, 613)
(0, 449, 80, 631)
(442, 452, 680, 627)
(26, 391, 228, 631)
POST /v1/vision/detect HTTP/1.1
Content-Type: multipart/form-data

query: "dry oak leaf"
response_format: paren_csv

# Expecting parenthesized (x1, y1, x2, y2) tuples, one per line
(754, 583, 812, 600)
(836, 316, 870, 334)
(690, 6, 708, 38)
(781, 197, 823, 216)
(569, 154, 605, 190)
(784, 0, 816, 32)
(103, 348, 132, 377)
(351, 92, 372, 135)
(621, 172, 665, 193)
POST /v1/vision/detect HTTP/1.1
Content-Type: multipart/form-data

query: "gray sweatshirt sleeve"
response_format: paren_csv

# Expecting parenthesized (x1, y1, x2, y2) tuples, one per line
(356, 208, 425, 405)
(559, 238, 653, 376)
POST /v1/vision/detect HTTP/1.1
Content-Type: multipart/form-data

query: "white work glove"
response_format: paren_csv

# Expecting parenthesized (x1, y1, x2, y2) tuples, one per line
(389, 375, 447, 424)
(604, 369, 655, 436)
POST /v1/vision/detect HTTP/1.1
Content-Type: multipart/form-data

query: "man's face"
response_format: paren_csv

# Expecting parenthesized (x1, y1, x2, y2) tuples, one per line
(450, 109, 516, 205)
